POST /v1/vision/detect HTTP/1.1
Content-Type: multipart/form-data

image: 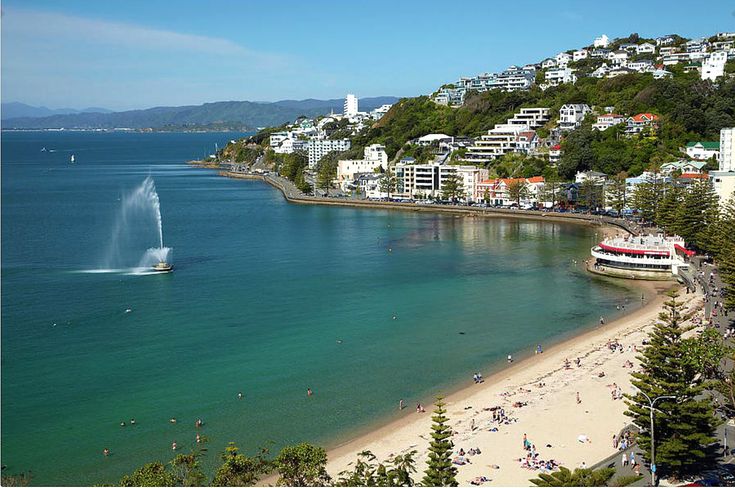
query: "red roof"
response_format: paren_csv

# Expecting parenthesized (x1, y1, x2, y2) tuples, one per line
(527, 176, 545, 183)
(678, 173, 707, 179)
(599, 242, 669, 257)
(674, 244, 695, 256)
(551, 144, 561, 150)
(630, 113, 659, 123)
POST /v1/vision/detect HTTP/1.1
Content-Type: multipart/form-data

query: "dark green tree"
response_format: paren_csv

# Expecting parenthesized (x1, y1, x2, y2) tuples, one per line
(672, 178, 719, 250)
(656, 185, 683, 232)
(717, 195, 735, 310)
(507, 179, 530, 207)
(422, 398, 458, 487)
(578, 179, 604, 210)
(378, 168, 397, 198)
(606, 172, 627, 215)
(119, 462, 177, 487)
(211, 442, 272, 487)
(529, 466, 615, 486)
(624, 291, 718, 480)
(274, 443, 331, 487)
(441, 172, 465, 202)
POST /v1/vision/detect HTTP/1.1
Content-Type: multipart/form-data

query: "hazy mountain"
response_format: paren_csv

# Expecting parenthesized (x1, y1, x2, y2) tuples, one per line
(1, 97, 400, 130)
(1, 102, 114, 120)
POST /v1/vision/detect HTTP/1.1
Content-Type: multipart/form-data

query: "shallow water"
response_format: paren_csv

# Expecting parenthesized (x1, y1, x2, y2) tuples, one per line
(1, 131, 635, 485)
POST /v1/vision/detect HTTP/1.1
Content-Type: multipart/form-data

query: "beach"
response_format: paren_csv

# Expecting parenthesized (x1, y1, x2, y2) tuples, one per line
(326, 281, 703, 486)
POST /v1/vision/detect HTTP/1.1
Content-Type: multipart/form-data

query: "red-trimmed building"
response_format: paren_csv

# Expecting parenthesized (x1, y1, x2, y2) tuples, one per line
(590, 234, 690, 280)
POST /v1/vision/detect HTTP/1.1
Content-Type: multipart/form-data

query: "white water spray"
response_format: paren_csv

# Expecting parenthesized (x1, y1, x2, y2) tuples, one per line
(102, 176, 172, 270)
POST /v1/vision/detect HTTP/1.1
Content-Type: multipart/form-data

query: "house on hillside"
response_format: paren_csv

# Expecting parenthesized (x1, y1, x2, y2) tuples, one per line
(684, 141, 720, 161)
(555, 52, 572, 67)
(559, 104, 592, 131)
(545, 67, 577, 87)
(575, 170, 608, 184)
(608, 51, 629, 65)
(591, 64, 611, 78)
(625, 113, 659, 134)
(594, 34, 609, 48)
(548, 144, 562, 165)
(660, 160, 708, 175)
(593, 113, 626, 131)
(636, 42, 656, 54)
(573, 49, 589, 61)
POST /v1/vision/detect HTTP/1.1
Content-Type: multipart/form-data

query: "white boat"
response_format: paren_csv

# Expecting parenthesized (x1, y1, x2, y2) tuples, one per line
(151, 261, 173, 273)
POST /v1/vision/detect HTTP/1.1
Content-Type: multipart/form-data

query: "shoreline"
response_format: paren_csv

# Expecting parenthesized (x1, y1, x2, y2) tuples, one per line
(324, 279, 685, 485)
(217, 170, 640, 236)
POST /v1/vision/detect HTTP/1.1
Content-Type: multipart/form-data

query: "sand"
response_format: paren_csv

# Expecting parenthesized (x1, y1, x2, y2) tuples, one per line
(326, 282, 705, 486)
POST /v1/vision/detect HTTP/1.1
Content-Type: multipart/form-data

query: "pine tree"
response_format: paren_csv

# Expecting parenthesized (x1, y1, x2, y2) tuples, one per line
(673, 178, 719, 250)
(656, 185, 683, 232)
(607, 172, 627, 215)
(507, 179, 529, 207)
(624, 291, 717, 481)
(441, 173, 465, 202)
(379, 168, 397, 199)
(422, 398, 458, 487)
(717, 195, 735, 311)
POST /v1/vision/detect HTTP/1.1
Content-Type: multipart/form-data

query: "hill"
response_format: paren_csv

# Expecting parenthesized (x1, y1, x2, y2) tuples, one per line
(1, 97, 399, 130)
(1, 102, 113, 119)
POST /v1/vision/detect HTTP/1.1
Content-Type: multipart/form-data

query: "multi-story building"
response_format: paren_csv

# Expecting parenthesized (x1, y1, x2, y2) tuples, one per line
(636, 42, 656, 54)
(273, 138, 308, 154)
(507, 107, 550, 128)
(628, 60, 654, 72)
(370, 104, 393, 120)
(573, 49, 589, 61)
(393, 162, 487, 201)
(625, 113, 659, 134)
(548, 144, 562, 165)
(343, 94, 359, 118)
(593, 34, 609, 48)
(476, 176, 545, 206)
(545, 67, 576, 87)
(559, 104, 592, 131)
(336, 144, 387, 189)
(555, 52, 572, 67)
(702, 51, 728, 81)
(465, 108, 549, 163)
(608, 51, 629, 65)
(307, 139, 351, 168)
(489, 67, 535, 91)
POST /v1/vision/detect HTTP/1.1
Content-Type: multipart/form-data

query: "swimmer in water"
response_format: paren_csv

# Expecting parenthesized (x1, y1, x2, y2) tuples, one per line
(238, 392, 243, 399)
(103, 448, 110, 457)
(130, 418, 136, 425)
(120, 421, 126, 427)
(125, 308, 132, 313)
(307, 388, 313, 397)
(169, 418, 177, 424)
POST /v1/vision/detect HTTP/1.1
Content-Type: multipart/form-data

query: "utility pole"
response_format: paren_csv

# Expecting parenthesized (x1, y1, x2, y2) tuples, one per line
(637, 390, 676, 486)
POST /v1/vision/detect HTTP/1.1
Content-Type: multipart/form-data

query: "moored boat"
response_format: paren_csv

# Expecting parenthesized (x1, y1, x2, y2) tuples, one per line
(151, 261, 173, 273)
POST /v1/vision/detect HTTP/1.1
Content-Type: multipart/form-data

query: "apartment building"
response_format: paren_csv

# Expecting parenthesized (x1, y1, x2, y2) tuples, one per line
(702, 51, 728, 81)
(336, 144, 388, 189)
(465, 108, 549, 163)
(307, 139, 351, 168)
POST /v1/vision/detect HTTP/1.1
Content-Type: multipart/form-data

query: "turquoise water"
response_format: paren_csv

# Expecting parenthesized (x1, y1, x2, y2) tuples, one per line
(1, 132, 636, 485)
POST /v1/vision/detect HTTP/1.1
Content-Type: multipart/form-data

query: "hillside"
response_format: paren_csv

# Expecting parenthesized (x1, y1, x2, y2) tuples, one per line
(352, 69, 735, 178)
(1, 97, 399, 130)
(1, 102, 113, 119)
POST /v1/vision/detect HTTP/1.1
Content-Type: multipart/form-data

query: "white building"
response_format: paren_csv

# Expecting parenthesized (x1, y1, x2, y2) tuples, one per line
(575, 170, 608, 184)
(555, 52, 572, 67)
(336, 144, 387, 189)
(394, 162, 488, 201)
(307, 139, 351, 168)
(660, 160, 707, 175)
(684, 141, 720, 161)
(593, 34, 609, 48)
(721, 128, 735, 172)
(370, 104, 393, 120)
(343, 94, 359, 118)
(593, 113, 626, 131)
(559, 104, 592, 131)
(636, 42, 656, 54)
(702, 51, 728, 81)
(573, 49, 589, 61)
(541, 58, 557, 69)
(545, 67, 577, 87)
(273, 138, 308, 154)
(628, 60, 654, 72)
(465, 108, 549, 163)
(608, 51, 629, 66)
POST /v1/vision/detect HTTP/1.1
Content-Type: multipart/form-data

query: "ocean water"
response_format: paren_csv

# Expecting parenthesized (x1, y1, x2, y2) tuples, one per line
(1, 131, 636, 485)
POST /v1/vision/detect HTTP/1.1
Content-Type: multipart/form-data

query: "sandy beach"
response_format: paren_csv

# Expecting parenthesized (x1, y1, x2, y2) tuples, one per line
(326, 281, 704, 486)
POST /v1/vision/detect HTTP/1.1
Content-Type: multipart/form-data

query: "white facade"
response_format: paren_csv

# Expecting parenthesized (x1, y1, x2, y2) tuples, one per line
(370, 104, 393, 120)
(593, 34, 609, 48)
(343, 94, 359, 118)
(394, 163, 487, 200)
(575, 170, 608, 184)
(273, 138, 308, 154)
(555, 52, 572, 67)
(545, 67, 576, 87)
(636, 43, 656, 54)
(465, 108, 549, 163)
(559, 104, 592, 131)
(573, 49, 589, 61)
(721, 128, 735, 172)
(710, 172, 735, 206)
(307, 139, 351, 168)
(702, 51, 727, 81)
(685, 142, 719, 161)
(608, 51, 629, 65)
(336, 144, 387, 189)
(593, 114, 626, 131)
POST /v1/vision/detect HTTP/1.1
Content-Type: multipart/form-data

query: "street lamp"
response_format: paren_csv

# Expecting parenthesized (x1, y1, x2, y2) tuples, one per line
(636, 389, 676, 486)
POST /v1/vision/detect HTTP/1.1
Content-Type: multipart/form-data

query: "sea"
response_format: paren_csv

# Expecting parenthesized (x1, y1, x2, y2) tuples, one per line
(1, 131, 637, 485)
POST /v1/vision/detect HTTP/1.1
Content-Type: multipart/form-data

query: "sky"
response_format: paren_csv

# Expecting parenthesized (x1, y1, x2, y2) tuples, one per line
(2, 0, 735, 111)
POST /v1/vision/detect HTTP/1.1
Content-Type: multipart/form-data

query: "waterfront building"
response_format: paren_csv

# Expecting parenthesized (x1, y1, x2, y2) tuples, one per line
(336, 144, 387, 190)
(590, 234, 692, 280)
(702, 51, 728, 81)
(559, 104, 592, 131)
(344, 94, 359, 118)
(476, 176, 545, 206)
(307, 139, 351, 168)
(684, 141, 720, 161)
(393, 162, 487, 201)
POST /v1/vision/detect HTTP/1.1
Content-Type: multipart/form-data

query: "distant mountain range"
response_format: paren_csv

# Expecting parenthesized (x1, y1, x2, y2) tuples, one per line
(1, 97, 400, 130)
(2, 102, 114, 119)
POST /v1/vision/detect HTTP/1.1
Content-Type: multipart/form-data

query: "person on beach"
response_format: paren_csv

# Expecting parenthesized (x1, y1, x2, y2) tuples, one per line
(307, 388, 313, 397)
(508, 354, 513, 363)
(621, 452, 627, 466)
(600, 316, 605, 325)
(471, 418, 476, 431)
(536, 344, 543, 354)
(576, 391, 581, 404)
(630, 452, 636, 466)
(399, 399, 404, 410)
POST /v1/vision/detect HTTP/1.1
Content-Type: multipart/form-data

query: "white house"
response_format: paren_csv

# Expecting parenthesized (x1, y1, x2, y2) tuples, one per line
(684, 141, 720, 161)
(559, 104, 592, 131)
(702, 51, 728, 81)
(591, 64, 611, 78)
(555, 52, 572, 67)
(417, 133, 453, 146)
(660, 160, 707, 175)
(628, 60, 654, 72)
(573, 49, 589, 61)
(652, 69, 673, 79)
(593, 34, 609, 48)
(548, 145, 562, 165)
(575, 170, 608, 184)
(636, 42, 656, 54)
(336, 144, 388, 189)
(593, 114, 626, 131)
(541, 58, 557, 69)
(608, 51, 629, 65)
(370, 104, 393, 120)
(273, 138, 308, 154)
(545, 67, 576, 87)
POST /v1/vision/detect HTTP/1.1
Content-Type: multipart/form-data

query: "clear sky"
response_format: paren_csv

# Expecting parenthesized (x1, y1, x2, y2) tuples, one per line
(2, 0, 734, 111)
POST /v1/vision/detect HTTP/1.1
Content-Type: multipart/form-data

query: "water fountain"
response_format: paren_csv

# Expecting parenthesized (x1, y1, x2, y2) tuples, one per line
(103, 176, 173, 273)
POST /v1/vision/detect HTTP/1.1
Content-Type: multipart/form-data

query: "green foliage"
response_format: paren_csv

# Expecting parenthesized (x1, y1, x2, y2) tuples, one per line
(682, 328, 730, 381)
(0, 471, 33, 487)
(529, 466, 616, 486)
(578, 179, 604, 209)
(716, 195, 735, 310)
(335, 450, 417, 487)
(607, 172, 628, 214)
(315, 151, 343, 192)
(624, 291, 718, 480)
(507, 179, 530, 206)
(379, 168, 397, 197)
(672, 178, 719, 250)
(609, 474, 644, 486)
(422, 398, 458, 487)
(273, 443, 331, 487)
(211, 443, 272, 487)
(119, 462, 177, 487)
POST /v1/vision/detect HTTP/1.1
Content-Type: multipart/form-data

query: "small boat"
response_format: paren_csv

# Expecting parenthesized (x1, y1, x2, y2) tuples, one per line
(70, 154, 75, 163)
(151, 261, 173, 273)
(41, 147, 47, 152)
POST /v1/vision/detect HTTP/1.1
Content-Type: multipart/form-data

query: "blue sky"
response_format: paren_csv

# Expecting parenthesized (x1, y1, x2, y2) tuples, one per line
(2, 0, 734, 111)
